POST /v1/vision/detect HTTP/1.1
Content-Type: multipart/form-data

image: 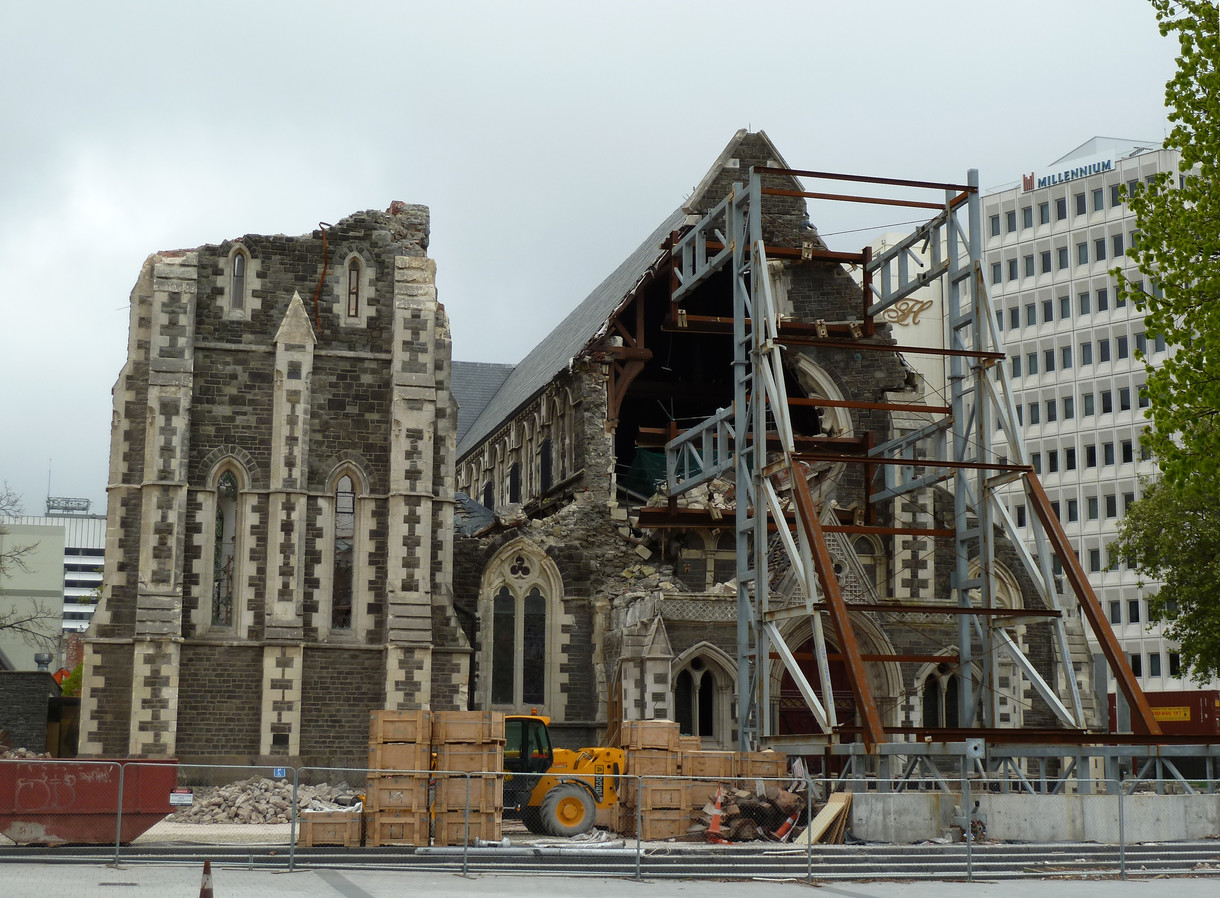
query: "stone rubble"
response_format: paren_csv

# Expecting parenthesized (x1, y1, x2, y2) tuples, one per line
(0, 748, 53, 760)
(167, 776, 362, 825)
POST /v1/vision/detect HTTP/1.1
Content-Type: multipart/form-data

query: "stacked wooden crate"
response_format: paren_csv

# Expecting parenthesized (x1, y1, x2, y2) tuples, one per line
(365, 709, 431, 847)
(299, 809, 363, 847)
(621, 720, 691, 839)
(432, 710, 505, 846)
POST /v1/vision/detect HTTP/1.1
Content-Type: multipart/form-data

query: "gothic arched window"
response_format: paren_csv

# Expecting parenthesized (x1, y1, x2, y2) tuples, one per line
(332, 474, 355, 630)
(213, 471, 239, 626)
(346, 258, 361, 317)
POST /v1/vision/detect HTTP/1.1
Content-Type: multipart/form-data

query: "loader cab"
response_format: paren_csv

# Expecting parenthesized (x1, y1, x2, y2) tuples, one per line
(505, 714, 554, 775)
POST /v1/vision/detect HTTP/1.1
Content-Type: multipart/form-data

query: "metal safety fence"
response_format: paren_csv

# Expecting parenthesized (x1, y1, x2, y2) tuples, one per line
(0, 760, 1218, 882)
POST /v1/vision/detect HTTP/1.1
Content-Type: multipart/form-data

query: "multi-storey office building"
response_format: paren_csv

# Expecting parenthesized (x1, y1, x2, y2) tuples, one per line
(982, 136, 1218, 721)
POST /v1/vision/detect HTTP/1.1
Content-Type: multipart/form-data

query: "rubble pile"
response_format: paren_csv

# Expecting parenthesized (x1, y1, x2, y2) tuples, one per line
(168, 777, 361, 825)
(693, 782, 806, 842)
(0, 748, 52, 760)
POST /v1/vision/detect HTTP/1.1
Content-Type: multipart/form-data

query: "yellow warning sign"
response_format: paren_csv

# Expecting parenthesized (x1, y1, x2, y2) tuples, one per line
(1152, 706, 1192, 722)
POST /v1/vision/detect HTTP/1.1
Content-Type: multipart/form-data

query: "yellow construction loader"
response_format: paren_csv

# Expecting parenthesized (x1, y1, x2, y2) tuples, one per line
(504, 713, 625, 836)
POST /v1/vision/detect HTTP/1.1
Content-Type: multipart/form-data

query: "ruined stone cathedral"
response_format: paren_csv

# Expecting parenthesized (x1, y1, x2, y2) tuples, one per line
(81, 132, 1089, 766)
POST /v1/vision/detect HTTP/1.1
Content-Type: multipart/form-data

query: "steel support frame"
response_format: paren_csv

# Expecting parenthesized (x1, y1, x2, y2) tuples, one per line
(664, 162, 1157, 753)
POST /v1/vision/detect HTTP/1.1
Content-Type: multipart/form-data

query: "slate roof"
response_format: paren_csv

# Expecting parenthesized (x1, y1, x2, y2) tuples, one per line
(455, 207, 686, 459)
(452, 361, 516, 446)
(452, 129, 796, 463)
(453, 491, 496, 536)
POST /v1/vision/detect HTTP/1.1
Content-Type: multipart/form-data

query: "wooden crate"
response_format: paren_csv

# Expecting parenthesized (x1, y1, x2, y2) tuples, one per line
(433, 773, 503, 813)
(627, 778, 689, 810)
(369, 709, 432, 745)
(432, 710, 506, 744)
(367, 810, 429, 847)
(621, 719, 680, 751)
(433, 811, 501, 846)
(626, 749, 679, 777)
(682, 750, 734, 779)
(298, 810, 362, 847)
(733, 750, 787, 780)
(639, 807, 692, 841)
(435, 744, 503, 773)
(678, 735, 703, 752)
(368, 740, 431, 773)
(364, 774, 430, 813)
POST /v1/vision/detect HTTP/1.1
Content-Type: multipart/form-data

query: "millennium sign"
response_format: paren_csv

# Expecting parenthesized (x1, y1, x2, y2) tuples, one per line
(1022, 159, 1113, 192)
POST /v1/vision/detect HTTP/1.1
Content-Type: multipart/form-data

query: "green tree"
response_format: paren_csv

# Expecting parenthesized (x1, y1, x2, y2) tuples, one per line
(1115, 1, 1219, 484)
(1112, 475, 1220, 682)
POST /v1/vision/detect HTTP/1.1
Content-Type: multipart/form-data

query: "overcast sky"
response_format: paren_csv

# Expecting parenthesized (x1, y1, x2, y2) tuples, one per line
(0, 0, 1178, 515)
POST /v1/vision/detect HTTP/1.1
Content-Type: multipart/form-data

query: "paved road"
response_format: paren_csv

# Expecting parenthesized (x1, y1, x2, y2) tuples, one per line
(4, 864, 1219, 898)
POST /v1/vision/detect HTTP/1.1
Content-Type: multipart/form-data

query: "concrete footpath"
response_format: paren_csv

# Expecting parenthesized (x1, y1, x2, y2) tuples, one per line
(2, 864, 1218, 898)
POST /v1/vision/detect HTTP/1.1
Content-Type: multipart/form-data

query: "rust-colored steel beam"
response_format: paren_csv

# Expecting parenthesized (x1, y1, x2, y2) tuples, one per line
(762, 186, 945, 211)
(790, 470, 885, 749)
(697, 238, 866, 265)
(786, 396, 952, 415)
(753, 165, 975, 195)
(1025, 474, 1162, 736)
(771, 652, 961, 665)
(795, 452, 1032, 474)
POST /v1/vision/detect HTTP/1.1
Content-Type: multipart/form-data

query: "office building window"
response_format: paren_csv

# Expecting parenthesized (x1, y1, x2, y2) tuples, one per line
(1026, 303, 1036, 327)
(1046, 399, 1057, 422)
(1028, 403, 1040, 425)
(1041, 250, 1052, 273)
(1086, 445, 1097, 468)
(1120, 387, 1131, 411)
(1073, 192, 1085, 215)
(1077, 242, 1089, 265)
(1097, 287, 1109, 311)
(1139, 386, 1151, 409)
(1039, 201, 1050, 224)
(1122, 440, 1133, 463)
(1110, 183, 1122, 207)
(1009, 307, 1020, 329)
(1010, 355, 1021, 377)
(1155, 333, 1166, 352)
(1103, 442, 1115, 465)
(1129, 653, 1142, 677)
(1065, 446, 1077, 468)
(1113, 233, 1124, 256)
(1149, 652, 1162, 677)
(1063, 397, 1075, 421)
(991, 262, 1002, 285)
(1127, 178, 1139, 197)
(1118, 336, 1129, 360)
(1024, 254, 1035, 277)
(996, 310, 1003, 332)
(1016, 504, 1026, 527)
(1042, 300, 1053, 323)
(1080, 341, 1093, 365)
(1027, 352, 1038, 374)
(1060, 295, 1071, 318)
(1057, 247, 1069, 269)
(1102, 390, 1113, 413)
(1089, 548, 1102, 571)
(1136, 332, 1147, 354)
(1092, 187, 1104, 211)
(990, 215, 1001, 237)
(1099, 339, 1111, 363)
(1008, 258, 1018, 281)
(1108, 600, 1121, 624)
(1087, 496, 1099, 519)
(1106, 494, 1118, 517)
(1051, 500, 1061, 519)
(1044, 348, 1055, 372)
(1078, 291, 1091, 315)
(1169, 653, 1181, 677)
(1061, 345, 1072, 369)
(1056, 197, 1067, 220)
(1022, 206, 1033, 229)
(1048, 449, 1059, 472)
(1123, 491, 1136, 510)
(1016, 405, 1023, 424)
(1006, 210, 1017, 233)
(1031, 453, 1041, 474)
(1083, 393, 1095, 415)
(1068, 498, 1079, 521)
(1128, 598, 1140, 622)
(1094, 237, 1106, 261)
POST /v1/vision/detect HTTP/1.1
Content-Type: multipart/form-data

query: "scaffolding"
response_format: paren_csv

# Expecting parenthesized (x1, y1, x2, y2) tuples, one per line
(661, 164, 1159, 753)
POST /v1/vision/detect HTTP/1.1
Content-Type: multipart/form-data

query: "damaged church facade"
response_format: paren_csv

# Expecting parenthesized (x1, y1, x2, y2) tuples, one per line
(81, 131, 1097, 766)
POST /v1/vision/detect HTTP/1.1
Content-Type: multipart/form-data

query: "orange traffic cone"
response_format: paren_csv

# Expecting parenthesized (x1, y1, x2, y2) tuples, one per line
(772, 809, 800, 841)
(199, 859, 214, 898)
(706, 785, 729, 844)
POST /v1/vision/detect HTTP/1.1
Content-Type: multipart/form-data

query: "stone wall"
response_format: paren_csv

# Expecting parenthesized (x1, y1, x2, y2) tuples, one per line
(0, 672, 58, 753)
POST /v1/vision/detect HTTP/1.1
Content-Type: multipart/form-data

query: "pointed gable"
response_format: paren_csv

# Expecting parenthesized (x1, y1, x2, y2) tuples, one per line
(274, 291, 317, 346)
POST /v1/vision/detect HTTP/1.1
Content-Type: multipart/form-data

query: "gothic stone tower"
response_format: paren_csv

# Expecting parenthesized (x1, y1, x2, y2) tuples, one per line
(78, 205, 467, 766)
